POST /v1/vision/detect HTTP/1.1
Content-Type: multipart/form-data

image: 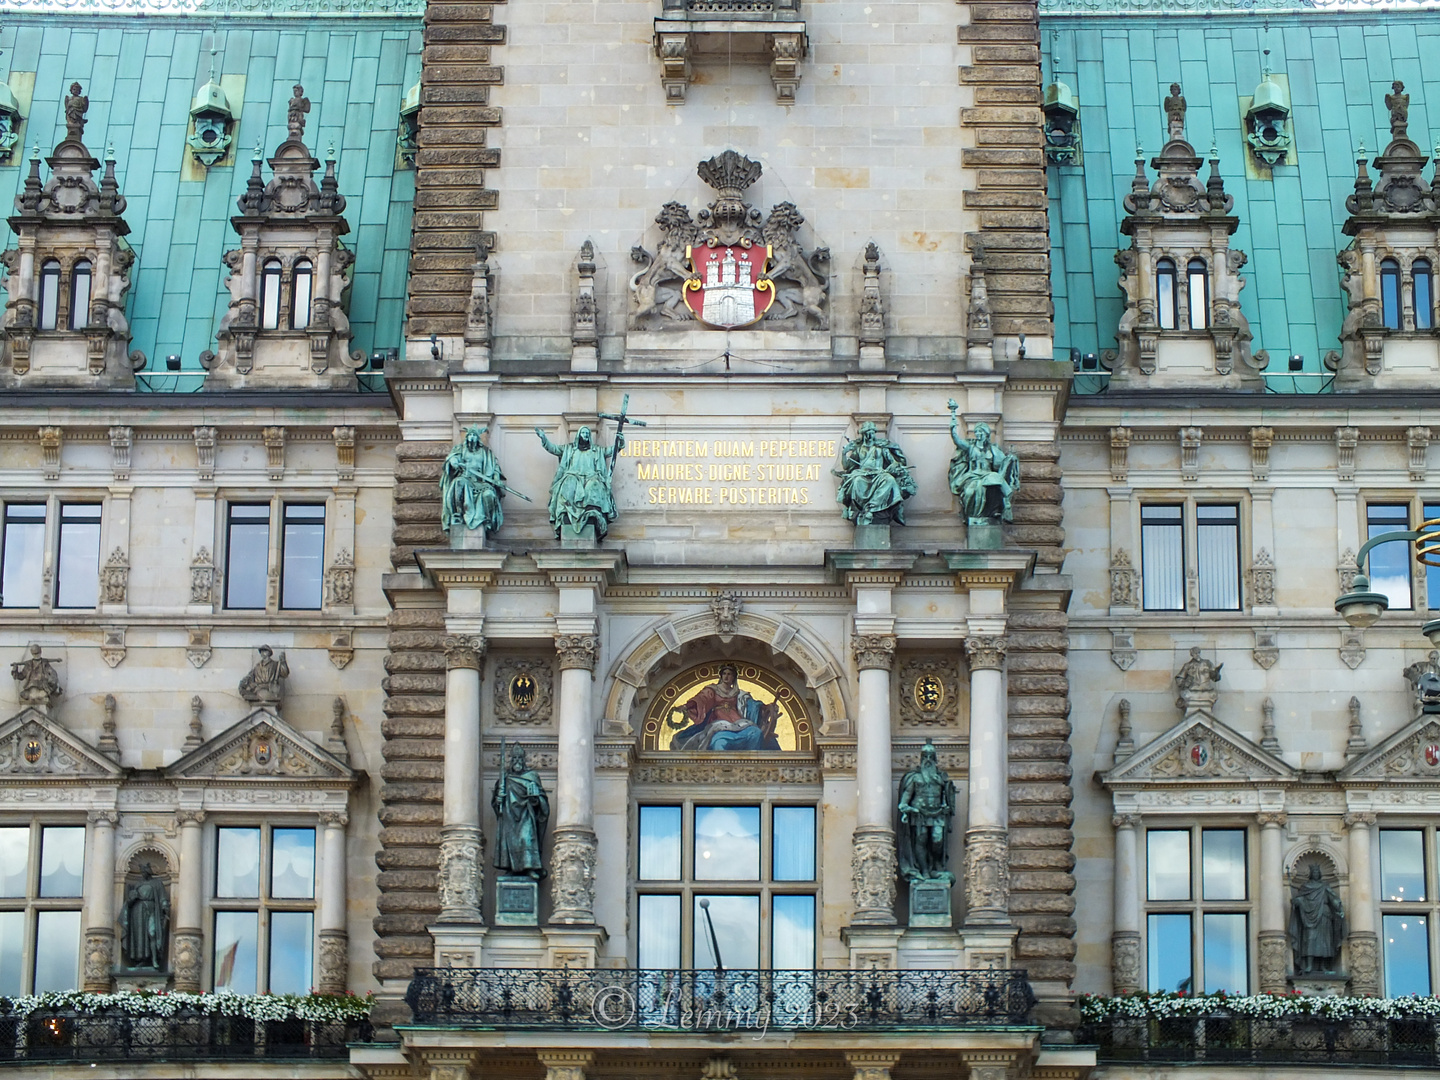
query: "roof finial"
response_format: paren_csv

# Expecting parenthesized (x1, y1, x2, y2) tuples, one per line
(286, 83, 310, 140)
(1164, 82, 1186, 141)
(1262, 48, 1271, 79)
(63, 82, 88, 142)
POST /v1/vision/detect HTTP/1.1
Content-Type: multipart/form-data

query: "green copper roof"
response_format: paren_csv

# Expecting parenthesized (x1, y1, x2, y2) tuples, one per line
(1045, 11, 1440, 374)
(0, 15, 420, 376)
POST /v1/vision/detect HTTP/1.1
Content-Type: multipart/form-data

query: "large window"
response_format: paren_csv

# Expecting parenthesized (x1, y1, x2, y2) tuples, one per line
(0, 503, 103, 610)
(1195, 504, 1241, 611)
(636, 803, 816, 969)
(260, 260, 283, 330)
(55, 504, 101, 609)
(1145, 827, 1249, 993)
(1140, 503, 1242, 612)
(1141, 504, 1184, 611)
(291, 260, 313, 330)
(0, 824, 84, 995)
(1, 504, 46, 609)
(1367, 503, 1413, 610)
(212, 826, 315, 994)
(1380, 828, 1440, 997)
(280, 504, 325, 610)
(225, 505, 271, 610)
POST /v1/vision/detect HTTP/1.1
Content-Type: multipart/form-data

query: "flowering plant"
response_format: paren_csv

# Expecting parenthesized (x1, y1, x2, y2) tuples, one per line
(1081, 991, 1440, 1022)
(0, 990, 372, 1023)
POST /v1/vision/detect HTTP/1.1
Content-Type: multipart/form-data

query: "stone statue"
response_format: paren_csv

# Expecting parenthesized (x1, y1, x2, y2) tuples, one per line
(1164, 82, 1186, 140)
(947, 404, 1020, 524)
(121, 863, 170, 970)
(897, 741, 956, 884)
(1174, 646, 1222, 708)
(64, 82, 88, 142)
(491, 743, 550, 879)
(239, 645, 288, 705)
(287, 84, 311, 139)
(1386, 80, 1409, 138)
(535, 413, 629, 542)
(835, 421, 917, 527)
(11, 644, 61, 707)
(1289, 863, 1344, 974)
(441, 425, 508, 534)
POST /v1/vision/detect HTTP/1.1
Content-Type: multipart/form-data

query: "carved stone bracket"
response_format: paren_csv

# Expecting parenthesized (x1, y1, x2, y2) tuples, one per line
(101, 626, 126, 669)
(1179, 426, 1203, 481)
(1335, 426, 1359, 481)
(328, 629, 354, 670)
(262, 426, 286, 480)
(852, 634, 896, 671)
(39, 426, 61, 481)
(1109, 426, 1131, 482)
(555, 634, 599, 673)
(436, 824, 484, 923)
(963, 636, 1007, 672)
(1340, 628, 1366, 670)
(109, 425, 132, 481)
(1410, 425, 1432, 481)
(653, 27, 807, 105)
(1250, 426, 1273, 480)
(193, 427, 216, 482)
(549, 826, 598, 924)
(444, 635, 486, 672)
(332, 426, 355, 481)
(850, 824, 897, 925)
(710, 590, 742, 640)
(186, 626, 212, 669)
(1111, 628, 1136, 671)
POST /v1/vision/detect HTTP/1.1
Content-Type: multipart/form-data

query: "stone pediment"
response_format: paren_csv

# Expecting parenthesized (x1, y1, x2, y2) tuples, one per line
(166, 707, 353, 783)
(0, 707, 123, 779)
(1339, 713, 1440, 782)
(1102, 711, 1294, 785)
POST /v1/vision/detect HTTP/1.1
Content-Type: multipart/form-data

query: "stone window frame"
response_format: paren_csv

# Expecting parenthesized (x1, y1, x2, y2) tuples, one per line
(0, 493, 108, 614)
(1358, 496, 1440, 614)
(1150, 247, 1210, 333)
(1373, 246, 1439, 333)
(1136, 495, 1247, 615)
(218, 493, 335, 616)
(1375, 820, 1440, 997)
(255, 247, 329, 335)
(0, 817, 87, 995)
(33, 249, 101, 334)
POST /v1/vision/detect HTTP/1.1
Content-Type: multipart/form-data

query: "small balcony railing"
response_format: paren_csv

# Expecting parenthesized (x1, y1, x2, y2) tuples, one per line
(405, 968, 1036, 1032)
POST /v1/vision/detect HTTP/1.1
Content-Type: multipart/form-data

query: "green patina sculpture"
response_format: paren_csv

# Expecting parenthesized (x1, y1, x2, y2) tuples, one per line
(535, 398, 644, 541)
(121, 862, 170, 970)
(492, 742, 550, 879)
(897, 741, 955, 884)
(441, 425, 508, 534)
(947, 400, 1021, 524)
(835, 421, 917, 526)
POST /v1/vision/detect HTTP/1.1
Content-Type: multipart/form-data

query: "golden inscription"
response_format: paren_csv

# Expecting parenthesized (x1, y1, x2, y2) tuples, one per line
(620, 436, 838, 510)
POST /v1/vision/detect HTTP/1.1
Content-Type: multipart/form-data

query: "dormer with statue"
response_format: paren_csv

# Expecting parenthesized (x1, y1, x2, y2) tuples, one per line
(1330, 81, 1440, 390)
(0, 83, 142, 389)
(201, 85, 364, 390)
(1109, 84, 1264, 390)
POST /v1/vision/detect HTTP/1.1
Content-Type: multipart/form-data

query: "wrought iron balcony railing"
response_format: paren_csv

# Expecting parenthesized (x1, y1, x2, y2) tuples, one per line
(406, 968, 1036, 1032)
(0, 1011, 370, 1065)
(1081, 1013, 1440, 1068)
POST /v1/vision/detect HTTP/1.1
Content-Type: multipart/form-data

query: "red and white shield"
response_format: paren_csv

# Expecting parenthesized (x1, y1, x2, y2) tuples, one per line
(1190, 741, 1209, 768)
(1426, 744, 1440, 767)
(684, 241, 775, 329)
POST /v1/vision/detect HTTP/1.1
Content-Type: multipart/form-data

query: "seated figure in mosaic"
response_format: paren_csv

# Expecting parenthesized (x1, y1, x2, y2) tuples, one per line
(667, 664, 781, 752)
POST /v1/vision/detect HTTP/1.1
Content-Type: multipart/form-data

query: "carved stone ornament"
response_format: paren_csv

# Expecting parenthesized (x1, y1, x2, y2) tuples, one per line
(549, 826, 598, 924)
(1349, 932, 1380, 997)
(169, 710, 351, 782)
(963, 636, 1007, 672)
(1248, 548, 1275, 606)
(436, 825, 484, 922)
(186, 626, 211, 669)
(555, 634, 599, 673)
(1102, 715, 1295, 786)
(493, 657, 554, 725)
(1403, 650, 1440, 716)
(1110, 548, 1138, 608)
(325, 549, 355, 607)
(171, 930, 202, 993)
(1257, 931, 1288, 994)
(189, 548, 215, 605)
(11, 644, 61, 707)
(238, 645, 288, 705)
(897, 657, 959, 726)
(962, 827, 1010, 923)
(444, 634, 486, 672)
(853, 634, 897, 671)
(0, 712, 122, 777)
(710, 590, 742, 641)
(317, 929, 348, 994)
(850, 825, 898, 925)
(1341, 717, 1440, 780)
(1111, 931, 1141, 995)
(101, 548, 129, 605)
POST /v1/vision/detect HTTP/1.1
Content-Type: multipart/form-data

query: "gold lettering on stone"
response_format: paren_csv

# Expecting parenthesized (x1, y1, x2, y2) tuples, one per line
(620, 433, 838, 510)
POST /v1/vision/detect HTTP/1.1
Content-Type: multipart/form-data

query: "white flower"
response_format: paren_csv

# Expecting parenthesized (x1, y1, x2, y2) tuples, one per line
(0, 991, 372, 1024)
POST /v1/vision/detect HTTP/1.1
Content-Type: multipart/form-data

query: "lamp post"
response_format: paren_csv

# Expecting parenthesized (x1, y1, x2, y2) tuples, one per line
(1335, 518, 1440, 645)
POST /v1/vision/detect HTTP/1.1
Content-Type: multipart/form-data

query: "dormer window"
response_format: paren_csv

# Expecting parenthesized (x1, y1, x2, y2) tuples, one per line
(260, 259, 283, 330)
(1415, 259, 1433, 330)
(68, 260, 92, 331)
(291, 259, 313, 331)
(1381, 258, 1402, 329)
(1156, 259, 1178, 330)
(1187, 259, 1210, 330)
(38, 261, 61, 331)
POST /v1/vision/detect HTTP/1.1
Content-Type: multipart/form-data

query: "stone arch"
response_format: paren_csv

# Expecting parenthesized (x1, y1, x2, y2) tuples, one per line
(602, 608, 849, 738)
(121, 842, 176, 883)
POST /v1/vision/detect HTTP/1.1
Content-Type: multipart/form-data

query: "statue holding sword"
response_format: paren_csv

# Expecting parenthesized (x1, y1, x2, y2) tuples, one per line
(440, 424, 531, 536)
(534, 394, 647, 542)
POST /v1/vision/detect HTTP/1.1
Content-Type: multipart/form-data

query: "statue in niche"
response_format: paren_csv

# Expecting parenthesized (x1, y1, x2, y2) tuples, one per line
(666, 663, 782, 752)
(897, 741, 956, 884)
(441, 424, 510, 535)
(492, 742, 550, 879)
(11, 644, 61, 707)
(239, 645, 288, 705)
(834, 422, 917, 527)
(1289, 863, 1344, 975)
(121, 862, 170, 970)
(947, 404, 1020, 525)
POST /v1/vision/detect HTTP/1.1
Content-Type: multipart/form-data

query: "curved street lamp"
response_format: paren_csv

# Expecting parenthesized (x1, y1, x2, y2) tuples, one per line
(1335, 518, 1440, 645)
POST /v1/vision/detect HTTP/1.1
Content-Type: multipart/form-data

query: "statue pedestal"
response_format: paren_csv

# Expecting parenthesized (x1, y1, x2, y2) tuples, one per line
(1290, 971, 1349, 997)
(908, 881, 953, 928)
(447, 525, 487, 551)
(559, 524, 598, 550)
(114, 968, 170, 992)
(853, 523, 892, 550)
(495, 875, 539, 926)
(966, 521, 1004, 550)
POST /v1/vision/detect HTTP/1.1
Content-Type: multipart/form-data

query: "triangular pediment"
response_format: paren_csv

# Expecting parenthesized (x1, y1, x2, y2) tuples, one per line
(1102, 710, 1295, 785)
(0, 707, 123, 779)
(166, 707, 353, 783)
(1340, 712, 1440, 782)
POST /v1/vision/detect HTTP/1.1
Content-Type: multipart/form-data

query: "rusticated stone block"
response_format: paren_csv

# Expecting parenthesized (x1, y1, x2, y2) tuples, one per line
(379, 804, 444, 826)
(1009, 782, 1074, 806)
(376, 847, 441, 870)
(377, 870, 439, 892)
(382, 696, 447, 717)
(1008, 674, 1070, 696)
(1014, 914, 1077, 937)
(1009, 805, 1075, 828)
(384, 649, 447, 672)
(381, 738, 446, 761)
(380, 761, 445, 783)
(1008, 652, 1067, 673)
(1024, 959, 1078, 983)
(1015, 936, 1078, 960)
(1008, 761, 1073, 784)
(378, 782, 443, 805)
(376, 892, 440, 914)
(1009, 847, 1076, 871)
(374, 913, 435, 936)
(1007, 892, 1076, 915)
(1009, 695, 1070, 717)
(374, 959, 421, 980)
(381, 716, 445, 739)
(374, 935, 435, 958)
(1009, 739, 1072, 759)
(379, 827, 442, 848)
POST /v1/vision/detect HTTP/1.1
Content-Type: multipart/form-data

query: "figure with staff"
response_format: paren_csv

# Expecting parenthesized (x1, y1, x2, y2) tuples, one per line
(535, 394, 647, 541)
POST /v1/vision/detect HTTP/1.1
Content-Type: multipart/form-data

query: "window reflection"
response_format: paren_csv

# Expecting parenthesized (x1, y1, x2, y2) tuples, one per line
(639, 806, 682, 881)
(33, 910, 80, 993)
(269, 911, 313, 994)
(1381, 830, 1427, 902)
(225, 505, 271, 610)
(56, 504, 102, 610)
(1147, 913, 1192, 992)
(1384, 913, 1431, 997)
(1367, 504, 1413, 610)
(214, 911, 258, 994)
(270, 828, 315, 900)
(1147, 830, 1191, 901)
(0, 828, 27, 897)
(771, 894, 815, 969)
(216, 828, 261, 899)
(2, 505, 46, 609)
(693, 894, 759, 969)
(0, 911, 21, 996)
(694, 806, 760, 881)
(281, 504, 325, 611)
(1202, 913, 1248, 992)
(637, 894, 680, 969)
(1201, 830, 1246, 901)
(772, 807, 816, 882)
(38, 827, 84, 898)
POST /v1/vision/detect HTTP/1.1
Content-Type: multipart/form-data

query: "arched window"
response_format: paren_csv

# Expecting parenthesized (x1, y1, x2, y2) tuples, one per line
(260, 259, 283, 330)
(290, 259, 313, 331)
(1381, 258, 1402, 330)
(1415, 259, 1434, 331)
(1187, 258, 1210, 330)
(38, 261, 61, 331)
(1156, 258, 1178, 330)
(68, 260, 92, 331)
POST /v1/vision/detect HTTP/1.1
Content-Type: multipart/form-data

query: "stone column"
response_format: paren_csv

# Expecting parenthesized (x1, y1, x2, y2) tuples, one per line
(1110, 812, 1141, 994)
(851, 634, 898, 925)
(963, 635, 1010, 925)
(958, 1050, 1023, 1080)
(536, 1051, 593, 1080)
(437, 635, 485, 923)
(1257, 811, 1289, 993)
(317, 809, 349, 993)
(422, 1051, 478, 1080)
(172, 809, 205, 993)
(551, 633, 599, 924)
(1346, 810, 1379, 996)
(845, 1052, 900, 1080)
(83, 809, 118, 992)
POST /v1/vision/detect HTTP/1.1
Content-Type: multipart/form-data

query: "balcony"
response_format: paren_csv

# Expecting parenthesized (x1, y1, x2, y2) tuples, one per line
(405, 968, 1036, 1032)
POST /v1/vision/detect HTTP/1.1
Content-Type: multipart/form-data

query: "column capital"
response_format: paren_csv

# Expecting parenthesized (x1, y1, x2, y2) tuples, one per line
(1346, 810, 1377, 827)
(87, 809, 119, 826)
(1112, 812, 1141, 830)
(444, 634, 486, 671)
(1258, 810, 1288, 828)
(852, 634, 897, 670)
(319, 809, 349, 827)
(175, 809, 206, 827)
(555, 633, 599, 672)
(964, 635, 1008, 670)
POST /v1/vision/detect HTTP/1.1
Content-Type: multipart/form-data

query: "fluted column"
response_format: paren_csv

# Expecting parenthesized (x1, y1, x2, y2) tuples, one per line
(963, 635, 1009, 925)
(83, 809, 118, 991)
(1111, 812, 1141, 994)
(551, 633, 599, 924)
(1257, 811, 1289, 993)
(172, 809, 205, 993)
(317, 809, 349, 992)
(1347, 811, 1378, 996)
(437, 635, 485, 923)
(851, 634, 898, 925)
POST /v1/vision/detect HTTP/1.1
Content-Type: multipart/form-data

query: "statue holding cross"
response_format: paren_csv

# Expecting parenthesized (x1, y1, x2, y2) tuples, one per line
(534, 395, 647, 542)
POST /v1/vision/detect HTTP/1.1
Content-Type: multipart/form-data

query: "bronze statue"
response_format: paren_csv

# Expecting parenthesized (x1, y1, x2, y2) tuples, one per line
(1164, 82, 1186, 140)
(947, 404, 1021, 524)
(897, 741, 956, 884)
(239, 645, 288, 705)
(121, 863, 170, 970)
(835, 421, 917, 527)
(11, 644, 61, 707)
(1289, 863, 1344, 974)
(441, 425, 512, 534)
(535, 397, 644, 542)
(491, 743, 550, 879)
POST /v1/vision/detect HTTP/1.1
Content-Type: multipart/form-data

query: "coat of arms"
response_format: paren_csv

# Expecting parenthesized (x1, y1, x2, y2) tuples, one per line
(683, 241, 775, 328)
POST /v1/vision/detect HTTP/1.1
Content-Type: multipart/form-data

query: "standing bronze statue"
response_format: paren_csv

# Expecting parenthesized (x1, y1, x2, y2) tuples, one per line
(897, 741, 956, 884)
(1289, 863, 1344, 974)
(947, 402, 1021, 525)
(492, 743, 550, 879)
(121, 862, 170, 970)
(441, 425, 516, 535)
(834, 421, 917, 526)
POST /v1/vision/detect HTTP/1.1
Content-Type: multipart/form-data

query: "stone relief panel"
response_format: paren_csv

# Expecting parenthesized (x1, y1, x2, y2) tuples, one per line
(895, 655, 963, 727)
(492, 656, 555, 726)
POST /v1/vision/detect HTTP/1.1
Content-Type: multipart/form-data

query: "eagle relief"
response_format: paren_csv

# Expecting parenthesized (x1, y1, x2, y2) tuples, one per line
(642, 662, 813, 754)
